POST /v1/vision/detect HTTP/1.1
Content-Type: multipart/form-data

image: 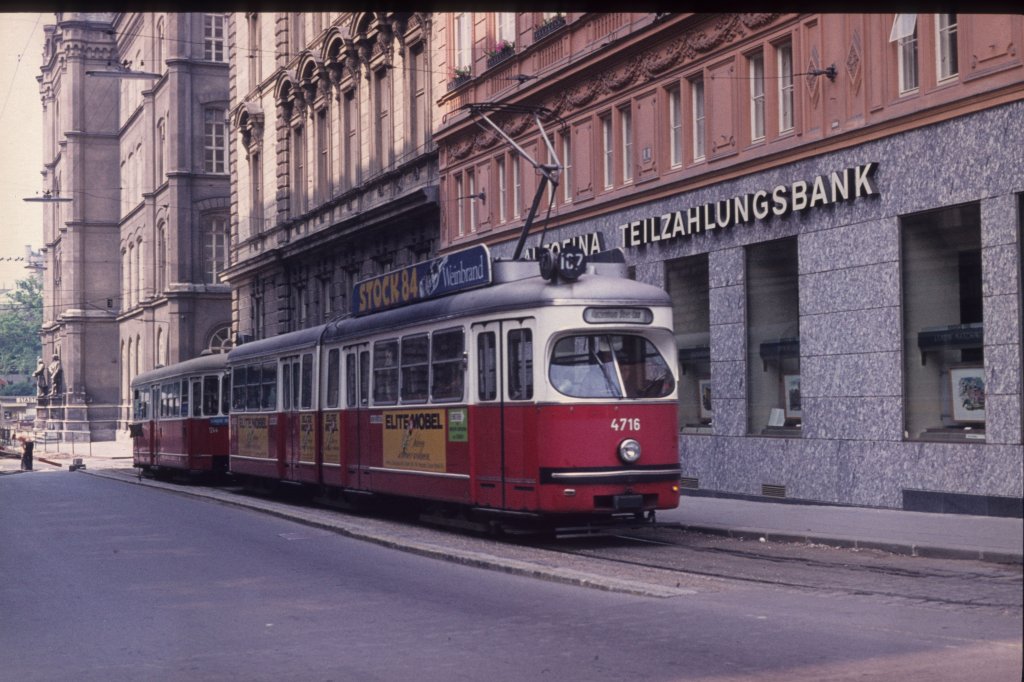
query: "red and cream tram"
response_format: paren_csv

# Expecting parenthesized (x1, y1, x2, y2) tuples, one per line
(130, 352, 231, 475)
(226, 246, 682, 525)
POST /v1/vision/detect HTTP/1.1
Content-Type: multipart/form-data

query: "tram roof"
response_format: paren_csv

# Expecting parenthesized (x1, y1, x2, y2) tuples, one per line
(323, 270, 671, 345)
(131, 351, 229, 387)
(227, 322, 327, 365)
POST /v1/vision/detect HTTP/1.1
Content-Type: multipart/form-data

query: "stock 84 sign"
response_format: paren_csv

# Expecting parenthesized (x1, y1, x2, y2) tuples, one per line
(353, 245, 492, 315)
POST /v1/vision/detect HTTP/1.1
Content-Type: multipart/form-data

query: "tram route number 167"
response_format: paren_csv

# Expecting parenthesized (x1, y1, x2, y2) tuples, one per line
(610, 417, 641, 431)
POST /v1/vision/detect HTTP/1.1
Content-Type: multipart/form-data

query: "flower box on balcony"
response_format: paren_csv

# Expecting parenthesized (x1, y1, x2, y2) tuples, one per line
(447, 73, 471, 91)
(533, 14, 565, 42)
(486, 45, 515, 69)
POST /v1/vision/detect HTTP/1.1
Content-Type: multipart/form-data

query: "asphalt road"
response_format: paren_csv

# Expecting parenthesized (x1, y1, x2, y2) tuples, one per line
(2, 473, 1021, 681)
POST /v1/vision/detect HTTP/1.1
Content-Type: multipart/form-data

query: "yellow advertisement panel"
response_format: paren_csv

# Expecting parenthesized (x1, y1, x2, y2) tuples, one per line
(299, 413, 316, 462)
(322, 412, 341, 465)
(382, 409, 447, 473)
(237, 415, 269, 458)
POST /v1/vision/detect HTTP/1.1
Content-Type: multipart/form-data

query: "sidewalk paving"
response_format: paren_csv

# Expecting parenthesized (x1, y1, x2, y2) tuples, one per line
(3, 440, 1021, 564)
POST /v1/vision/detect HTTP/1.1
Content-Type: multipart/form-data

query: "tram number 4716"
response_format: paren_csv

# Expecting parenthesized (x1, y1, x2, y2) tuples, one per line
(610, 418, 641, 431)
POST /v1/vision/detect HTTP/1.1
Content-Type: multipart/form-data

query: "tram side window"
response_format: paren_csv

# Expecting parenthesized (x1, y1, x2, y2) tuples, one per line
(478, 332, 497, 401)
(282, 358, 292, 410)
(161, 382, 180, 417)
(247, 364, 261, 410)
(203, 375, 219, 415)
(508, 329, 533, 401)
(232, 367, 247, 411)
(360, 350, 370, 406)
(180, 380, 190, 417)
(133, 388, 149, 420)
(345, 352, 357, 408)
(192, 379, 203, 417)
(261, 362, 276, 410)
(221, 375, 231, 415)
(432, 328, 465, 402)
(326, 348, 340, 409)
(300, 353, 313, 409)
(401, 334, 430, 403)
(373, 340, 399, 405)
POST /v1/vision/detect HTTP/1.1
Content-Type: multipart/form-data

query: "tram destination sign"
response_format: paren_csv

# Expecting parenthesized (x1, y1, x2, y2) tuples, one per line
(353, 245, 492, 316)
(619, 162, 879, 249)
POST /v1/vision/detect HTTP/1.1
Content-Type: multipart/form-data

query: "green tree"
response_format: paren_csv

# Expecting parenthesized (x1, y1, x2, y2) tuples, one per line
(0, 277, 43, 391)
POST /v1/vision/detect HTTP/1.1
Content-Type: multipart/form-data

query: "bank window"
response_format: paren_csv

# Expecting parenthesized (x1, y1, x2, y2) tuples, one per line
(935, 14, 958, 82)
(601, 113, 613, 189)
(373, 339, 399, 405)
(691, 77, 705, 161)
(401, 334, 430, 403)
(432, 328, 465, 402)
(776, 41, 794, 133)
(891, 14, 919, 94)
(902, 203, 983, 442)
(478, 332, 498, 401)
(747, 238, 801, 436)
(508, 328, 533, 400)
(667, 254, 711, 432)
(748, 50, 765, 142)
(668, 85, 682, 168)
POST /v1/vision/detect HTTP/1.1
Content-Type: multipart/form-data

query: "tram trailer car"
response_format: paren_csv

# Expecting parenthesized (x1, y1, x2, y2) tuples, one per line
(130, 353, 231, 475)
(226, 247, 682, 527)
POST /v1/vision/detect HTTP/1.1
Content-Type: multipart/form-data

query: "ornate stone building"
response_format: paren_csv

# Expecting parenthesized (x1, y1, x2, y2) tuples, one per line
(224, 12, 439, 340)
(37, 12, 232, 441)
(434, 13, 1023, 513)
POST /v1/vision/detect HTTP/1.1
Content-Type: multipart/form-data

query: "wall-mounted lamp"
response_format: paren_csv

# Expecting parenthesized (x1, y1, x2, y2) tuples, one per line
(86, 60, 160, 79)
(23, 190, 72, 203)
(457, 190, 486, 203)
(809, 64, 838, 82)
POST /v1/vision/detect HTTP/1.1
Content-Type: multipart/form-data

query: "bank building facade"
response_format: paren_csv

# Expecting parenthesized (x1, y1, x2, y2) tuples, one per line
(433, 12, 1023, 515)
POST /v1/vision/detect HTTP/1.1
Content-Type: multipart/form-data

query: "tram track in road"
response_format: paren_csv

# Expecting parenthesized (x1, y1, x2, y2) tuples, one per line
(528, 527, 1024, 611)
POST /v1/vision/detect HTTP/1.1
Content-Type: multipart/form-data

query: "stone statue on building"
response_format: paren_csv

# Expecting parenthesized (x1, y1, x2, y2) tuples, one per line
(48, 354, 63, 398)
(32, 357, 50, 398)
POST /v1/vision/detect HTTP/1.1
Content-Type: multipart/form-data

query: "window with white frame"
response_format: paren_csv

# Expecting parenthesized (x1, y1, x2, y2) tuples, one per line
(497, 13, 515, 44)
(749, 51, 765, 141)
(891, 13, 919, 94)
(936, 13, 958, 81)
(497, 156, 507, 222)
(455, 173, 465, 237)
(601, 113, 613, 189)
(204, 108, 227, 174)
(204, 14, 226, 62)
(668, 85, 682, 168)
(455, 13, 472, 72)
(561, 131, 572, 203)
(512, 157, 521, 219)
(204, 215, 229, 284)
(777, 41, 794, 133)
(691, 77, 705, 161)
(468, 168, 477, 232)
(620, 105, 633, 183)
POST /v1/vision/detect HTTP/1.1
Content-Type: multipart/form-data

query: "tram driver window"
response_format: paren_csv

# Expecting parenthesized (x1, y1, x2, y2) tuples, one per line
(477, 332, 497, 401)
(508, 329, 533, 400)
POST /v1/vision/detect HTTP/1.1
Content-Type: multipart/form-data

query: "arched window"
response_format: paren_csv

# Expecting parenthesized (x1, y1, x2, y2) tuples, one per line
(208, 326, 232, 353)
(156, 221, 167, 293)
(156, 327, 166, 367)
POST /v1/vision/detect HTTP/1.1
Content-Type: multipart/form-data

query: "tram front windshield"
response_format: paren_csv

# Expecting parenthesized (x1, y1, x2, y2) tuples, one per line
(550, 334, 675, 399)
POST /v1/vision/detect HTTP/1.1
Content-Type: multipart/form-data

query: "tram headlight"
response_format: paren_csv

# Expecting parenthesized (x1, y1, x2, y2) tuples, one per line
(618, 438, 641, 464)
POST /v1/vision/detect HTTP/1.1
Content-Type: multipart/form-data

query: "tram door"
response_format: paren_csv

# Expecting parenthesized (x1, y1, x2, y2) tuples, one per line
(282, 352, 316, 481)
(343, 344, 370, 489)
(471, 318, 536, 510)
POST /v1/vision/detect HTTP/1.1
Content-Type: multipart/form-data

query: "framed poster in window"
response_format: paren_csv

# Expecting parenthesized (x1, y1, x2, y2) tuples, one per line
(783, 374, 802, 420)
(698, 379, 712, 421)
(949, 366, 985, 423)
